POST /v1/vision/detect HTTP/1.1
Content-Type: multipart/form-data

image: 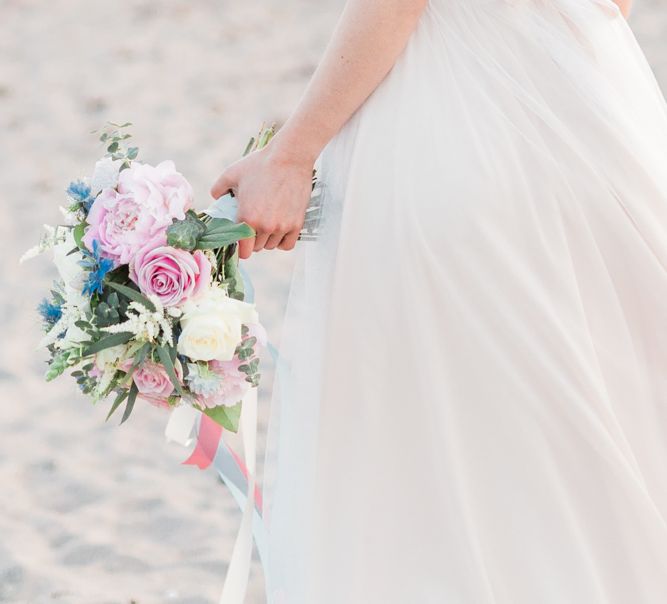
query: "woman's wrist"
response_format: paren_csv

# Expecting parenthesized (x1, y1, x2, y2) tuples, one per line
(267, 121, 328, 168)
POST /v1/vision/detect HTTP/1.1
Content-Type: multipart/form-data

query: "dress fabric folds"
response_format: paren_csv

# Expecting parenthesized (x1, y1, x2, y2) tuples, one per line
(263, 1, 667, 602)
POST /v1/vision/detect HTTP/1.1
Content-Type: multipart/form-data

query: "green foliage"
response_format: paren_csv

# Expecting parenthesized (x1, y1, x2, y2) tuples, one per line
(120, 383, 139, 424)
(157, 345, 184, 396)
(94, 122, 139, 165)
(72, 223, 87, 251)
(222, 246, 244, 300)
(195, 219, 255, 250)
(45, 351, 70, 382)
(166, 210, 207, 251)
(95, 291, 128, 327)
(202, 402, 242, 432)
(236, 338, 261, 387)
(106, 388, 129, 421)
(106, 282, 156, 312)
(242, 123, 276, 156)
(119, 342, 151, 386)
(81, 331, 134, 357)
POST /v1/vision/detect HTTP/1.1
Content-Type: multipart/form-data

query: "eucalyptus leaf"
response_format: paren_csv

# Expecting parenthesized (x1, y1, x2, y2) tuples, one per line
(166, 211, 207, 250)
(106, 388, 129, 421)
(82, 332, 133, 356)
(157, 345, 184, 396)
(120, 383, 139, 425)
(107, 282, 156, 312)
(222, 247, 244, 300)
(120, 342, 151, 386)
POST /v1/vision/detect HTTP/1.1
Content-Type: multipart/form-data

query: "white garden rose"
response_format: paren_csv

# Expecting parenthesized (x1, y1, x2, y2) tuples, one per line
(177, 286, 259, 362)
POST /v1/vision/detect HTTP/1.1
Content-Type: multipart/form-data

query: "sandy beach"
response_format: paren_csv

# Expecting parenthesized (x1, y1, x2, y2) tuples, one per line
(1, 1, 666, 602)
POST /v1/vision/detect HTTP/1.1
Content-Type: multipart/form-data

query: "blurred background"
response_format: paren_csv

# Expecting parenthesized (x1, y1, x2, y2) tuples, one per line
(0, 1, 666, 602)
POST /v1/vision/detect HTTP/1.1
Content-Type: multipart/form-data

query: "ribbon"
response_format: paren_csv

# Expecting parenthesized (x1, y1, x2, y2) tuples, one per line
(165, 389, 265, 603)
(184, 414, 223, 470)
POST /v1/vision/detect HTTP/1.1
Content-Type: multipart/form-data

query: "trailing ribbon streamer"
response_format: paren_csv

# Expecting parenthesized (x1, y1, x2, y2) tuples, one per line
(184, 414, 223, 470)
(165, 388, 265, 604)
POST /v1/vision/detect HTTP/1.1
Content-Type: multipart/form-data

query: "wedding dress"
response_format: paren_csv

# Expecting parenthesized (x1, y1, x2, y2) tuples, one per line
(262, 0, 667, 602)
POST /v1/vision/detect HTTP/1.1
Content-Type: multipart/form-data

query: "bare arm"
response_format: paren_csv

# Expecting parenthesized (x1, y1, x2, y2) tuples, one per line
(211, 0, 429, 258)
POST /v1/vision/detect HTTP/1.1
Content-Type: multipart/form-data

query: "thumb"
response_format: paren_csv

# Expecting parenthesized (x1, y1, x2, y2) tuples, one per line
(210, 166, 238, 200)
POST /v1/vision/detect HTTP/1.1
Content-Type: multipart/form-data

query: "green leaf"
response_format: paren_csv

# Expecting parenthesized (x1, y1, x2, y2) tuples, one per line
(222, 246, 244, 299)
(258, 126, 275, 149)
(45, 352, 69, 382)
(242, 336, 257, 349)
(127, 147, 139, 160)
(166, 212, 207, 250)
(81, 332, 134, 356)
(120, 342, 151, 386)
(120, 383, 139, 425)
(106, 282, 156, 312)
(242, 137, 256, 157)
(202, 402, 242, 432)
(237, 347, 254, 360)
(196, 222, 255, 250)
(157, 345, 184, 396)
(106, 388, 129, 421)
(73, 223, 87, 250)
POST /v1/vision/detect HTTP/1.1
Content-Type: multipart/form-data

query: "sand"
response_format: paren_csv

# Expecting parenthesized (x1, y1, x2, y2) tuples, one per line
(0, 1, 665, 602)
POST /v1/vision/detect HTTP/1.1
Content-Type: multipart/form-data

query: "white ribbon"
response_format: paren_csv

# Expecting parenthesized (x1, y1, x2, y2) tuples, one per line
(219, 386, 259, 604)
(164, 404, 199, 447)
(164, 391, 262, 603)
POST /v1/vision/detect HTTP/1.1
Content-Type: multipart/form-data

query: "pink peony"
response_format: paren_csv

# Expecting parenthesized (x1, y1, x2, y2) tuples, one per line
(129, 235, 211, 307)
(118, 160, 192, 223)
(196, 359, 251, 409)
(83, 160, 193, 266)
(133, 359, 183, 409)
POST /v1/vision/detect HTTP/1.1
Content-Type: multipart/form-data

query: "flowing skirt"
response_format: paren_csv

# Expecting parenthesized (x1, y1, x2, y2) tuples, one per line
(263, 0, 667, 601)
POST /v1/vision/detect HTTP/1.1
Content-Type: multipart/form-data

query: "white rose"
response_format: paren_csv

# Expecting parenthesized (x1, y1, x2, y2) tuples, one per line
(90, 157, 122, 195)
(177, 287, 259, 362)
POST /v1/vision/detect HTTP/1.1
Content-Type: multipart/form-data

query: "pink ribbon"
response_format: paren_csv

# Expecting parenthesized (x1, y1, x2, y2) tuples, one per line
(183, 414, 223, 469)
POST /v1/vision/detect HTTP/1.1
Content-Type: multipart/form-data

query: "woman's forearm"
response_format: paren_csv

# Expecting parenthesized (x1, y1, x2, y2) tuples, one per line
(270, 0, 429, 164)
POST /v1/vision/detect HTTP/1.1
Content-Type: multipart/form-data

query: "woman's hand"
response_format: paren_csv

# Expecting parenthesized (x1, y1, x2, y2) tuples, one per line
(210, 143, 314, 259)
(210, 0, 428, 260)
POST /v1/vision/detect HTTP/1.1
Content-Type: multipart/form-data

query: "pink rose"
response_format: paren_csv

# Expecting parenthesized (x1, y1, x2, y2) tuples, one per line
(83, 160, 193, 265)
(130, 235, 211, 307)
(133, 359, 183, 409)
(196, 358, 251, 409)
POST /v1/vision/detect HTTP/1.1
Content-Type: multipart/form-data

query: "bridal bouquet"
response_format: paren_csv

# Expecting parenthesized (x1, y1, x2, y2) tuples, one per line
(24, 123, 266, 431)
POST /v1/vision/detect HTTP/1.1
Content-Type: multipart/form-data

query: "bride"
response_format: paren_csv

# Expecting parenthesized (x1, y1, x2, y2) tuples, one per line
(211, 0, 667, 602)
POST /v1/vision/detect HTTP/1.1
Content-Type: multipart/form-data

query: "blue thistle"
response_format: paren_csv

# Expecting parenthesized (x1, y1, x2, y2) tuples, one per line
(80, 240, 114, 297)
(67, 180, 95, 214)
(38, 298, 63, 328)
(66, 180, 91, 202)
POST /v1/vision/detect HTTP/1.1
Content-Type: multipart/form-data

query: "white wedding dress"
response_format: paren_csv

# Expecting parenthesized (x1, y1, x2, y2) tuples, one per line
(262, 1, 667, 602)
